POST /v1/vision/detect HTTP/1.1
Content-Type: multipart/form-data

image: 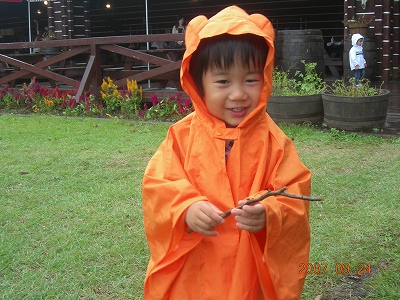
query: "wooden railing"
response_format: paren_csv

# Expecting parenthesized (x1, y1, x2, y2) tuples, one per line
(0, 33, 185, 99)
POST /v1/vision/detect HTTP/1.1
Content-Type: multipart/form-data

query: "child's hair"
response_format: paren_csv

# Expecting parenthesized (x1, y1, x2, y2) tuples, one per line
(189, 33, 269, 96)
(175, 16, 185, 27)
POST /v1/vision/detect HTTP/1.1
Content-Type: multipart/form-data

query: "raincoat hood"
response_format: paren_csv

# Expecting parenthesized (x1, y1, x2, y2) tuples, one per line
(181, 5, 275, 129)
(351, 33, 364, 47)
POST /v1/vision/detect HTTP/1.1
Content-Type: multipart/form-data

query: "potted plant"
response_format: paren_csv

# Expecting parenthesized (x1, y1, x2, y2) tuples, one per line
(267, 60, 327, 125)
(322, 78, 390, 131)
(346, 15, 373, 35)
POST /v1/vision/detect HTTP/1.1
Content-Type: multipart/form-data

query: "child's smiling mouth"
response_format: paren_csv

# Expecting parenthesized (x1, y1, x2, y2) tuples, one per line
(228, 107, 247, 117)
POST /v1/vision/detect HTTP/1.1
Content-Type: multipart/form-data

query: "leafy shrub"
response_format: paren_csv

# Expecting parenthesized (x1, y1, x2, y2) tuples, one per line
(272, 60, 327, 96)
(324, 78, 384, 97)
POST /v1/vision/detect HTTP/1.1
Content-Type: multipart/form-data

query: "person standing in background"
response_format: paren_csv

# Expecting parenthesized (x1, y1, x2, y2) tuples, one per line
(170, 15, 186, 48)
(172, 15, 186, 34)
(349, 33, 367, 86)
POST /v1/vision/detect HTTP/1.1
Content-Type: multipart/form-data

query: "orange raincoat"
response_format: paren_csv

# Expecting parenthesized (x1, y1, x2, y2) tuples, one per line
(142, 6, 311, 299)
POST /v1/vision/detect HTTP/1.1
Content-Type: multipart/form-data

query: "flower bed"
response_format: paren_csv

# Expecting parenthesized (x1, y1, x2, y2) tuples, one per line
(0, 77, 193, 122)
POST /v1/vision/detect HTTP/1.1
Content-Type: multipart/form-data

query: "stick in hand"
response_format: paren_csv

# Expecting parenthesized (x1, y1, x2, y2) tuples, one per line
(186, 186, 322, 233)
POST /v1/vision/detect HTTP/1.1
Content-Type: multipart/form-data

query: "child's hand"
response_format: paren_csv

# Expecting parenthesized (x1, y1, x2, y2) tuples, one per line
(185, 201, 224, 236)
(231, 201, 266, 232)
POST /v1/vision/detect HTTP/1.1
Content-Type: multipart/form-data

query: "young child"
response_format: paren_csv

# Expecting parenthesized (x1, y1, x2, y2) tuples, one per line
(142, 6, 311, 299)
(349, 33, 367, 86)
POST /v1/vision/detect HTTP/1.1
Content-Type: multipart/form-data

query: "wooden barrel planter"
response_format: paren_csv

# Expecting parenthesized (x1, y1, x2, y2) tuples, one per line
(267, 94, 323, 125)
(322, 90, 390, 131)
(275, 29, 325, 79)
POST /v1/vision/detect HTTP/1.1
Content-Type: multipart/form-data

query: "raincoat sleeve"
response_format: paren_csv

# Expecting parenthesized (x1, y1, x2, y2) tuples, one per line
(349, 47, 357, 69)
(142, 121, 204, 275)
(264, 134, 311, 298)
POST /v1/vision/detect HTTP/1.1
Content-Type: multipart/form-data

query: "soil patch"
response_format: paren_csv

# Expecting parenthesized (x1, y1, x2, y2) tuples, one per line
(320, 265, 379, 299)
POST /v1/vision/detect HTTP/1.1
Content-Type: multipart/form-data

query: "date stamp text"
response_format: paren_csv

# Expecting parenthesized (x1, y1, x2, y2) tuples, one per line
(299, 263, 371, 275)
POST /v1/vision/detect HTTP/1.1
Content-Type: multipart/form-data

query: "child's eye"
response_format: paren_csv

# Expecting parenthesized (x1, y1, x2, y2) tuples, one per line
(216, 80, 229, 84)
(246, 76, 262, 83)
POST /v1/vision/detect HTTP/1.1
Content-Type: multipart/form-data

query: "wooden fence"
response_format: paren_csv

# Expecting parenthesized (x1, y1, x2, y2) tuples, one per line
(0, 33, 185, 99)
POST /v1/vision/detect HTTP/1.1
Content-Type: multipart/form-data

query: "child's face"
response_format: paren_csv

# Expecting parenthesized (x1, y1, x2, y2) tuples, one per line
(202, 61, 263, 128)
(357, 38, 363, 46)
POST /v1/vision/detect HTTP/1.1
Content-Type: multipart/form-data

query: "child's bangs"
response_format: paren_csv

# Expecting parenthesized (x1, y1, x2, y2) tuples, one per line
(207, 36, 267, 71)
(189, 33, 268, 96)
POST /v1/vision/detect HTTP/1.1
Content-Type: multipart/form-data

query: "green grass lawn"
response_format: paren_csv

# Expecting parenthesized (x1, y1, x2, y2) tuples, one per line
(1, 115, 399, 299)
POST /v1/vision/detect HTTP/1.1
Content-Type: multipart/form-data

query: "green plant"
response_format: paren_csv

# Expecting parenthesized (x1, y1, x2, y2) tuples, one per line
(272, 60, 327, 96)
(100, 77, 123, 112)
(324, 78, 384, 97)
(295, 61, 327, 95)
(142, 92, 193, 122)
(0, 91, 15, 109)
(346, 14, 374, 26)
(272, 68, 297, 96)
(100, 77, 144, 118)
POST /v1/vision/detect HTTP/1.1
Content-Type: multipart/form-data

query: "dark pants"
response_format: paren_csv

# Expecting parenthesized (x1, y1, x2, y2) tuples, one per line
(353, 68, 365, 85)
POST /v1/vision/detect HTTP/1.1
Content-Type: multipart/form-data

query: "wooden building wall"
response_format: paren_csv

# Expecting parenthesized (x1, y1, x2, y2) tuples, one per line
(46, 0, 90, 39)
(1, 0, 399, 81)
(89, 0, 345, 45)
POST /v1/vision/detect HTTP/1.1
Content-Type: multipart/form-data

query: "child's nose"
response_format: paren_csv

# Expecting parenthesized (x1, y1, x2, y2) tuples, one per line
(229, 85, 247, 101)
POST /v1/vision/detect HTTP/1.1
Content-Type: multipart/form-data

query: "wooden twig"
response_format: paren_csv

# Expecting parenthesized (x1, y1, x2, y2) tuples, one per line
(186, 186, 323, 233)
(220, 186, 323, 218)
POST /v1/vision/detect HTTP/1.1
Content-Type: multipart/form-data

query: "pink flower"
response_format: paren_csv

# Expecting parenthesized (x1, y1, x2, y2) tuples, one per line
(68, 98, 77, 108)
(150, 94, 159, 106)
(121, 86, 127, 98)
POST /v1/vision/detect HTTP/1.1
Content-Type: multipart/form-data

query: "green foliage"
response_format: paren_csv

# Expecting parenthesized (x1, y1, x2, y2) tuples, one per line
(271, 67, 297, 96)
(272, 60, 327, 96)
(325, 78, 384, 97)
(100, 77, 144, 118)
(0, 92, 15, 109)
(142, 92, 193, 122)
(347, 14, 373, 25)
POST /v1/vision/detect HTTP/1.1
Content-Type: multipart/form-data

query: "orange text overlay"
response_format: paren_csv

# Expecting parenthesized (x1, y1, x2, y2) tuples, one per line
(299, 263, 371, 275)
